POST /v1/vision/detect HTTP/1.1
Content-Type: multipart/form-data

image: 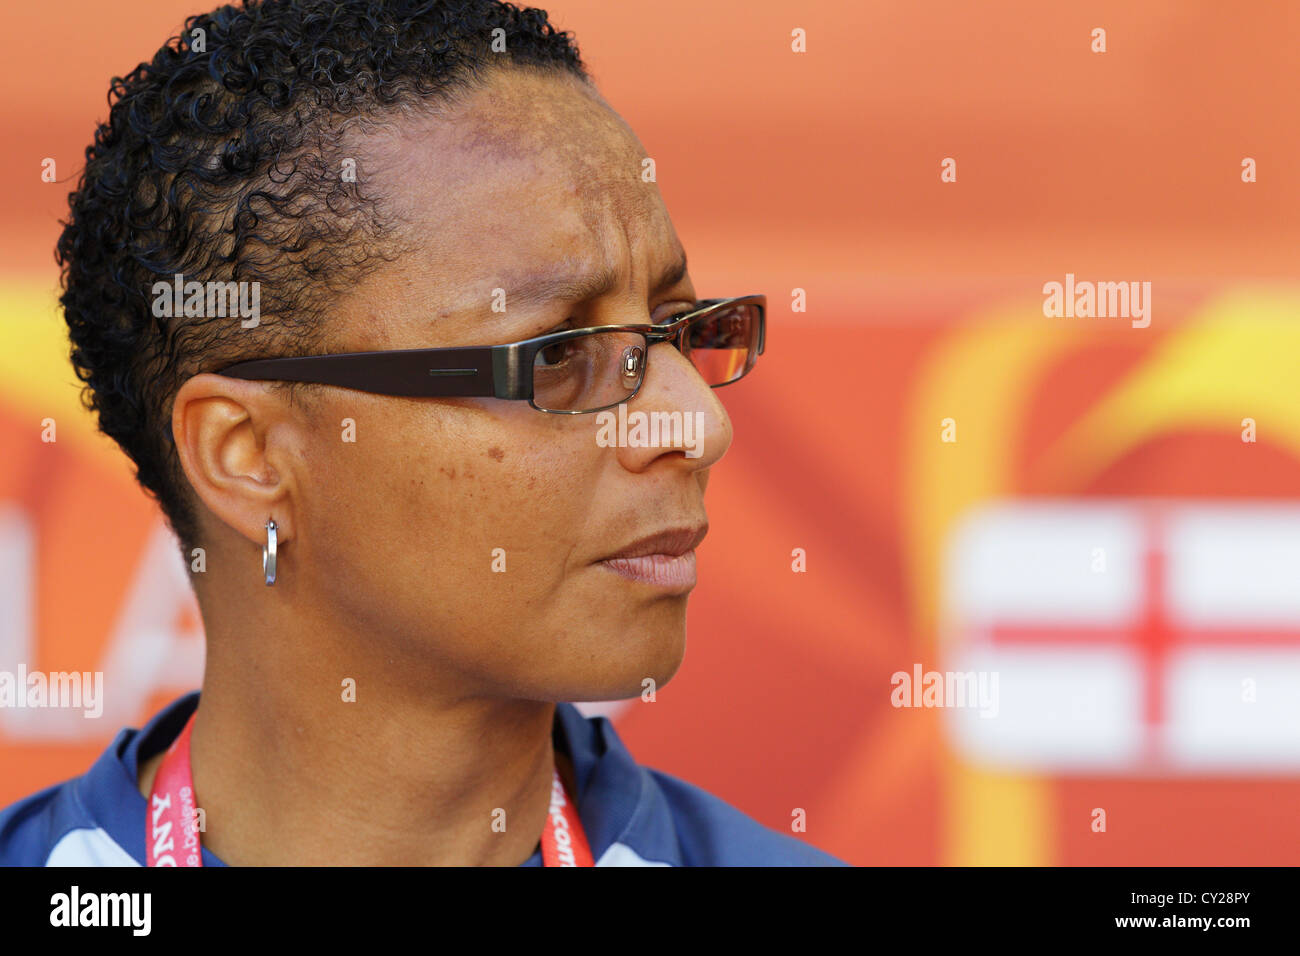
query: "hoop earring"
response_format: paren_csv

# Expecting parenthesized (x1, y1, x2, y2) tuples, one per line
(263, 519, 278, 586)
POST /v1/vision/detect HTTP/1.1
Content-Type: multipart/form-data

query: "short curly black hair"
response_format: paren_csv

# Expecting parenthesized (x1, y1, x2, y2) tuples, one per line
(58, 0, 587, 554)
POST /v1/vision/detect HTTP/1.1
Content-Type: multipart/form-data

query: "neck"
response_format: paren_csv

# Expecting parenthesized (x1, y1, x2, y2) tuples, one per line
(140, 648, 564, 867)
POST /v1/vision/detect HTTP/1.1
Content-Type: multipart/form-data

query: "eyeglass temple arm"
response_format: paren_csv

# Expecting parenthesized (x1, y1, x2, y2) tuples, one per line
(218, 345, 533, 399)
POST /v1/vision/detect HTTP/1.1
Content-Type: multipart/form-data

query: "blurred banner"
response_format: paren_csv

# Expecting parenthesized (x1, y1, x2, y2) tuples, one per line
(2, 0, 1298, 865)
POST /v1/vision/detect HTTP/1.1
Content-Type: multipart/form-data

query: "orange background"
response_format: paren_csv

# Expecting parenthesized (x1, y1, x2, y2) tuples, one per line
(2, 0, 1298, 864)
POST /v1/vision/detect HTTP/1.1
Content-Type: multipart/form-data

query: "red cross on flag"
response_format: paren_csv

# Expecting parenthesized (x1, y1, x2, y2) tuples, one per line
(941, 500, 1300, 772)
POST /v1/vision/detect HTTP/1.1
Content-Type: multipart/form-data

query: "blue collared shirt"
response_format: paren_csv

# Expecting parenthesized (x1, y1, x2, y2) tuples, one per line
(0, 691, 846, 866)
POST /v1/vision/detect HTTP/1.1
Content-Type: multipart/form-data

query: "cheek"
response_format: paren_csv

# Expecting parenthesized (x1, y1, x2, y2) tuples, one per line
(313, 401, 601, 608)
(401, 441, 566, 566)
(293, 401, 688, 699)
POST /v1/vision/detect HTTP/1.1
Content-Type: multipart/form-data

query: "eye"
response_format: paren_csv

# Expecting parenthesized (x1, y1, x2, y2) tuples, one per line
(653, 301, 697, 325)
(535, 337, 577, 369)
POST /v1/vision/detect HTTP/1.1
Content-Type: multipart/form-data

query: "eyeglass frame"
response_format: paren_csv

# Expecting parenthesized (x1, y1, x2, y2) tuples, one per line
(216, 294, 766, 415)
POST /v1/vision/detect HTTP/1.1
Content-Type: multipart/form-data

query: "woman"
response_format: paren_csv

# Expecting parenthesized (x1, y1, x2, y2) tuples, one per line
(0, 0, 843, 867)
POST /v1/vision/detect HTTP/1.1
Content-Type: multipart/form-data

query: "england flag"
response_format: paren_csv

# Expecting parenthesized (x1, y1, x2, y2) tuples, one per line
(941, 499, 1300, 773)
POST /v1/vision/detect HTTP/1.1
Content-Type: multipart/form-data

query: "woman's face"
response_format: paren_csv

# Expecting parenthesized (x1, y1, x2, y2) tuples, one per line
(282, 69, 734, 702)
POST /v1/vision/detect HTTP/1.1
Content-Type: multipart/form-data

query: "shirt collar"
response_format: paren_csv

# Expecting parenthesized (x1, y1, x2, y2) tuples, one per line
(79, 691, 657, 866)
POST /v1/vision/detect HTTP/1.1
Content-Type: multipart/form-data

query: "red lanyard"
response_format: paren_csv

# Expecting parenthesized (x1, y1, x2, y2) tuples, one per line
(146, 713, 593, 866)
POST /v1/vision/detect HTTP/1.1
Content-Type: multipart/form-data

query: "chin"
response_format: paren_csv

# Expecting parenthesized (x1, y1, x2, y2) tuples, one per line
(550, 615, 689, 703)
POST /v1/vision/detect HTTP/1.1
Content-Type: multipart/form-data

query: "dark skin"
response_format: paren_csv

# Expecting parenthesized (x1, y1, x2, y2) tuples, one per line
(138, 67, 734, 865)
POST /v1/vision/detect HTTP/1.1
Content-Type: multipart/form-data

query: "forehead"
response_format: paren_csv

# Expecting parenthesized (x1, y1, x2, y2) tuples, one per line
(365, 69, 679, 309)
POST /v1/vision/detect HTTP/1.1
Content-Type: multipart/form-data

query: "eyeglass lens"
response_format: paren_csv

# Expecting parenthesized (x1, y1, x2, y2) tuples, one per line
(530, 300, 761, 412)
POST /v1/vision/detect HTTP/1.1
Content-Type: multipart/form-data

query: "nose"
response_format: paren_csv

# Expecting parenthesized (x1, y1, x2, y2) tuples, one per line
(613, 339, 733, 473)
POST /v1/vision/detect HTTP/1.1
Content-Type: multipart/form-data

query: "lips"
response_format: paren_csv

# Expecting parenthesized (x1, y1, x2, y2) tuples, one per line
(601, 526, 708, 561)
(598, 525, 708, 591)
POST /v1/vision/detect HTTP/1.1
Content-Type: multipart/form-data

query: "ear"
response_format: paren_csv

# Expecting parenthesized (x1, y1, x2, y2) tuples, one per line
(171, 373, 302, 546)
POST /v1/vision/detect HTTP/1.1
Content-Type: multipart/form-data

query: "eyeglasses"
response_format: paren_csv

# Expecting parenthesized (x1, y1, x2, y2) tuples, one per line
(217, 294, 766, 414)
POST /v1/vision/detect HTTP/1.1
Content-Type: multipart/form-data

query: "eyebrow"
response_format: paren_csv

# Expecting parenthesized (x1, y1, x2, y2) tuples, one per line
(504, 252, 689, 310)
